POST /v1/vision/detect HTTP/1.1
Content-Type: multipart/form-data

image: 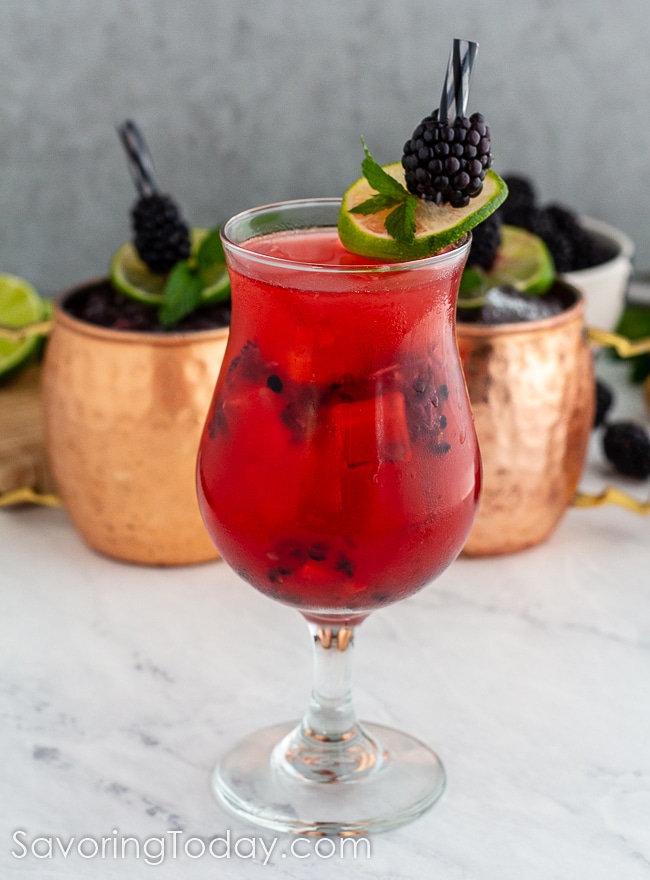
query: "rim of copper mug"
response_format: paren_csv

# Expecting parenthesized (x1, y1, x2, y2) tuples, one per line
(456, 280, 586, 337)
(52, 277, 229, 346)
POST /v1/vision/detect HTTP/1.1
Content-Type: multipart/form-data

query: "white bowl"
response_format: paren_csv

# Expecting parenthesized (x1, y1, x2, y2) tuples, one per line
(561, 217, 634, 330)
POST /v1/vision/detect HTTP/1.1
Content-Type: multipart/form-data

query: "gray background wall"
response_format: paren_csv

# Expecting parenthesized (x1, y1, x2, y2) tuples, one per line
(1, 0, 648, 294)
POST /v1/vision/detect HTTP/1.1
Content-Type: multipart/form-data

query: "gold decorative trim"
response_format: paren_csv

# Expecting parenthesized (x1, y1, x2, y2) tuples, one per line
(587, 327, 650, 357)
(573, 488, 650, 515)
(0, 320, 54, 342)
(0, 486, 62, 508)
(315, 627, 355, 651)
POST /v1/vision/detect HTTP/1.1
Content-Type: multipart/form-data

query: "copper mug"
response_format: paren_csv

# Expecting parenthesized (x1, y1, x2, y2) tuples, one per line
(42, 279, 228, 565)
(457, 281, 594, 556)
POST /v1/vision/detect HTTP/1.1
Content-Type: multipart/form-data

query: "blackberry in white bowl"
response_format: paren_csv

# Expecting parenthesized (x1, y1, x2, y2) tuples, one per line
(500, 174, 634, 329)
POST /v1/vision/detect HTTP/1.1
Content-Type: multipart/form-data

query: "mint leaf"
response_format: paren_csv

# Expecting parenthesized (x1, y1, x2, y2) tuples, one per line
(159, 262, 204, 327)
(350, 140, 424, 246)
(350, 193, 403, 215)
(355, 139, 418, 244)
(361, 156, 409, 202)
(616, 306, 650, 340)
(384, 197, 417, 245)
(459, 267, 487, 298)
(614, 305, 650, 383)
(360, 137, 410, 201)
(458, 267, 488, 308)
(196, 226, 225, 271)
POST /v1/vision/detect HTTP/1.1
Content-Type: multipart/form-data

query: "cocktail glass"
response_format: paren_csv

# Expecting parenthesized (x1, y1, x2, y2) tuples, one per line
(197, 198, 479, 834)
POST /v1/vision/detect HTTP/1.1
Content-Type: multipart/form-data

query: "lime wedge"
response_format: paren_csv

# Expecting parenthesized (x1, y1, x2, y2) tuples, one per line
(0, 274, 47, 381)
(338, 163, 508, 260)
(110, 228, 230, 305)
(482, 225, 555, 295)
(110, 242, 167, 303)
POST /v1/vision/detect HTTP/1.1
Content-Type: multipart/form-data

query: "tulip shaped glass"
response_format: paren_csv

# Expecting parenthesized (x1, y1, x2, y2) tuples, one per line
(197, 199, 480, 834)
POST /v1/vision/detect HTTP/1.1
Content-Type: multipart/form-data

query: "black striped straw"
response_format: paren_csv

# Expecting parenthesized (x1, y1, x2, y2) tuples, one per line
(116, 119, 160, 197)
(438, 39, 479, 122)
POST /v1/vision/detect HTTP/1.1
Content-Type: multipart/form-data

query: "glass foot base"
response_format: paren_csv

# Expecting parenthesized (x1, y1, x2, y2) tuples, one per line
(213, 721, 445, 835)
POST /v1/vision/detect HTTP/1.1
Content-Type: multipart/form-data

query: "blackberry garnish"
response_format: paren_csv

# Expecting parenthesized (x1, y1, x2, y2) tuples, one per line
(594, 380, 614, 428)
(602, 421, 650, 479)
(118, 121, 191, 274)
(466, 213, 502, 269)
(131, 193, 191, 274)
(402, 110, 493, 208)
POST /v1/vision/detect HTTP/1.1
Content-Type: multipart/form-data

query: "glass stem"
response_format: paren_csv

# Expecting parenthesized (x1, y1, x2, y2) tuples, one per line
(273, 622, 383, 783)
(304, 623, 358, 739)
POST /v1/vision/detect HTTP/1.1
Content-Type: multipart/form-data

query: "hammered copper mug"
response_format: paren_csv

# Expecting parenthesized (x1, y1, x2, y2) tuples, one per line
(457, 281, 594, 556)
(42, 279, 228, 565)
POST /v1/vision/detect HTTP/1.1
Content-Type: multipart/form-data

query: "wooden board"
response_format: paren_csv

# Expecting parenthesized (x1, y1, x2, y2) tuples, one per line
(0, 364, 59, 505)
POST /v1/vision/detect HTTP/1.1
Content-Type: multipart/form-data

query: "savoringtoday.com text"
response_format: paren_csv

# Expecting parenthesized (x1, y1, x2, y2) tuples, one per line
(11, 828, 372, 866)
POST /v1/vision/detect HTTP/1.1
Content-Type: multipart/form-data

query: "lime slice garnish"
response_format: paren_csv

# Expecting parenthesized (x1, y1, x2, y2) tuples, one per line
(482, 225, 555, 295)
(110, 228, 230, 305)
(0, 274, 47, 380)
(338, 163, 508, 260)
(110, 242, 167, 303)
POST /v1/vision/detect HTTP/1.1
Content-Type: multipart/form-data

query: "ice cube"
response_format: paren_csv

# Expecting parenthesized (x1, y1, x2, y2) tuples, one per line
(329, 391, 412, 468)
(297, 418, 345, 523)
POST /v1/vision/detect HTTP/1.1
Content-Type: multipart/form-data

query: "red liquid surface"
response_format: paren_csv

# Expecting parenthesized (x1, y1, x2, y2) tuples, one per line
(197, 229, 480, 624)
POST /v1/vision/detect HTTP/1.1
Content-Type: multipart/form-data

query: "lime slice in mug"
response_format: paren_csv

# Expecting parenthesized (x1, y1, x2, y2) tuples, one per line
(483, 225, 555, 295)
(110, 228, 230, 305)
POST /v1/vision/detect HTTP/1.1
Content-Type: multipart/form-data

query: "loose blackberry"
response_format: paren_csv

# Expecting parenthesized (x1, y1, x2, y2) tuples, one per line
(505, 205, 550, 240)
(602, 421, 650, 479)
(466, 213, 502, 269)
(594, 380, 614, 428)
(131, 193, 191, 274)
(545, 204, 617, 268)
(504, 205, 575, 272)
(547, 204, 598, 271)
(536, 227, 575, 274)
(401, 110, 493, 208)
(572, 230, 618, 270)
(501, 174, 536, 223)
(504, 196, 619, 272)
(546, 204, 582, 237)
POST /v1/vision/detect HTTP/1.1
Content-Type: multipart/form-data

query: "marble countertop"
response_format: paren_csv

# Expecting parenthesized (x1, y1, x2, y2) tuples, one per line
(2, 360, 650, 879)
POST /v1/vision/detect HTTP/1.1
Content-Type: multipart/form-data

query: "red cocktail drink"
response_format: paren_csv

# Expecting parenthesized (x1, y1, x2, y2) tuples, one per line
(197, 214, 479, 625)
(196, 198, 479, 835)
